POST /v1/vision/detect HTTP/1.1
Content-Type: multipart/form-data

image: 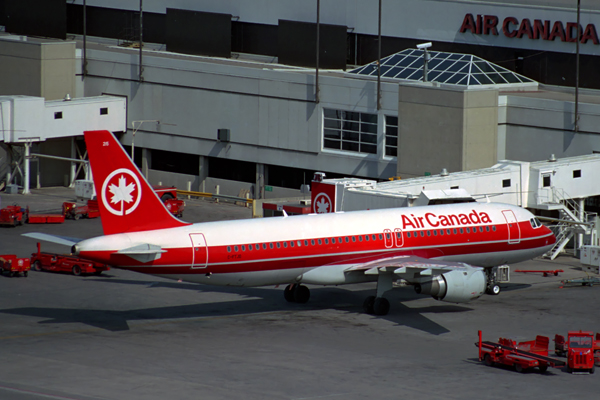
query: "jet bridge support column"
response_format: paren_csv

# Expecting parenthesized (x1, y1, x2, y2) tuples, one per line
(578, 198, 585, 254)
(23, 142, 31, 194)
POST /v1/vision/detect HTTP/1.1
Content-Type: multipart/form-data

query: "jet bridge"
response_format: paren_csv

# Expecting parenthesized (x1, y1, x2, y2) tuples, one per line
(0, 95, 126, 193)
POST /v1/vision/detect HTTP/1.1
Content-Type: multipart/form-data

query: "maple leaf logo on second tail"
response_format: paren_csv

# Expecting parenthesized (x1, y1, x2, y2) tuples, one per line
(109, 175, 136, 211)
(101, 168, 143, 216)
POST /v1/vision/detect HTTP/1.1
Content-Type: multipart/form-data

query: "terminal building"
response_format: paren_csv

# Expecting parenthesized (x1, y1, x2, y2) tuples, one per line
(1, 0, 600, 211)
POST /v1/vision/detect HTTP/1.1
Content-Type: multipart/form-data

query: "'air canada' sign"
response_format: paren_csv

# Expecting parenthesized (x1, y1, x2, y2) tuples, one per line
(459, 14, 599, 44)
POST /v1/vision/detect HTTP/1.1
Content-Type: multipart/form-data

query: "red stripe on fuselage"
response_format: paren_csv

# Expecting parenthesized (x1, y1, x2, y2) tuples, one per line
(78, 220, 554, 275)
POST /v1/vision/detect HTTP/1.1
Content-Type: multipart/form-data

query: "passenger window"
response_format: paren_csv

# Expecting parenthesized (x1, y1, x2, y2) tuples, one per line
(439, 230, 444, 236)
(277, 242, 281, 248)
(325, 238, 329, 244)
(332, 238, 336, 244)
(311, 240, 315, 245)
(234, 246, 239, 252)
(459, 228, 464, 234)
(290, 241, 295, 247)
(365, 235, 369, 241)
(305, 240, 309, 246)
(453, 229, 457, 234)
(492, 226, 496, 231)
(242, 245, 246, 251)
(358, 236, 363, 242)
(318, 239, 323, 245)
(248, 245, 253, 251)
(466, 228, 470, 233)
(446, 229, 451, 235)
(479, 227, 483, 232)
(263, 243, 267, 249)
(345, 237, 350, 243)
(283, 242, 288, 248)
(486, 226, 490, 232)
(352, 236, 356, 242)
(433, 230, 437, 236)
(227, 246, 231, 252)
(407, 232, 411, 238)
(378, 234, 383, 240)
(420, 231, 424, 237)
(426, 231, 431, 237)
(269, 243, 274, 249)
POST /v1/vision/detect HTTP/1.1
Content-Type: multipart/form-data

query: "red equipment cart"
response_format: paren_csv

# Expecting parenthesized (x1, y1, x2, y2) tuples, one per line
(477, 331, 565, 373)
(31, 243, 110, 276)
(0, 255, 31, 277)
(554, 331, 597, 373)
(0, 205, 27, 226)
(62, 199, 100, 220)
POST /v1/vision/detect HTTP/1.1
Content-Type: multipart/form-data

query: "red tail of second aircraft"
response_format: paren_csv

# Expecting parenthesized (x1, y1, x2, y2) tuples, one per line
(84, 130, 190, 235)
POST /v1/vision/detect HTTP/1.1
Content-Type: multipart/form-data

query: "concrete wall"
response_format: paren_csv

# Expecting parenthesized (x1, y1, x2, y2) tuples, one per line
(81, 46, 398, 185)
(397, 83, 498, 178)
(0, 38, 75, 101)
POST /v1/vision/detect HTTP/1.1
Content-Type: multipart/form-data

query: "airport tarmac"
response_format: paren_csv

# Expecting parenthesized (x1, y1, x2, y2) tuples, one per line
(0, 188, 599, 399)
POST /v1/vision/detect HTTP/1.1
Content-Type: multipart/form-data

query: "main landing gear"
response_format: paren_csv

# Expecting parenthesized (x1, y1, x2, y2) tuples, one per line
(363, 272, 394, 316)
(283, 284, 310, 304)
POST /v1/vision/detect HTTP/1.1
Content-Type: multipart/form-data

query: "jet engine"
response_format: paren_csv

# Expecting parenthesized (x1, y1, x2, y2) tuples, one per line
(413, 268, 486, 303)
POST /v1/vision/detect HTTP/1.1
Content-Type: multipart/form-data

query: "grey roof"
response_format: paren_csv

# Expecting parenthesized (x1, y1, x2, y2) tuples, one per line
(349, 49, 537, 87)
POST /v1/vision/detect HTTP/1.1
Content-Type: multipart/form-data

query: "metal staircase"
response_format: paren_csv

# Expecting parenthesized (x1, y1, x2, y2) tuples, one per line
(541, 188, 596, 260)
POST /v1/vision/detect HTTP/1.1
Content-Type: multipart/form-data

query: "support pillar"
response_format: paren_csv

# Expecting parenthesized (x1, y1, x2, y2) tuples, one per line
(23, 142, 31, 194)
(69, 137, 77, 187)
(578, 198, 585, 253)
(256, 163, 265, 200)
(199, 155, 208, 193)
(141, 148, 151, 179)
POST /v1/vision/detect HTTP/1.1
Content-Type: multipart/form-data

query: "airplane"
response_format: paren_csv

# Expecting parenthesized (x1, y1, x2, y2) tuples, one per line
(29, 130, 557, 316)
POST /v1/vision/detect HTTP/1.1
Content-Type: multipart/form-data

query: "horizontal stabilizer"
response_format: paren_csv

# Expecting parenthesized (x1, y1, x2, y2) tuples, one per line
(22, 232, 80, 246)
(117, 243, 166, 263)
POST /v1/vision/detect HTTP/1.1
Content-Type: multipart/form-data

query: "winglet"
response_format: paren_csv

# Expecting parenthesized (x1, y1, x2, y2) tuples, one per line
(84, 130, 190, 235)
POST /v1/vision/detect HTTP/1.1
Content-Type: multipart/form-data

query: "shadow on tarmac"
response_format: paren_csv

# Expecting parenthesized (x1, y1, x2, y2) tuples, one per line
(0, 275, 477, 335)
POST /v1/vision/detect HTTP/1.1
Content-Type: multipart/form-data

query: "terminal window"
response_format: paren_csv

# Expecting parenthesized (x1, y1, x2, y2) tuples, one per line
(323, 108, 377, 154)
(385, 116, 398, 157)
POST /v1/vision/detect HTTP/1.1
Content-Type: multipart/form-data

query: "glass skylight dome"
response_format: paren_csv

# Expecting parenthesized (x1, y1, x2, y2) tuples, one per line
(349, 48, 536, 88)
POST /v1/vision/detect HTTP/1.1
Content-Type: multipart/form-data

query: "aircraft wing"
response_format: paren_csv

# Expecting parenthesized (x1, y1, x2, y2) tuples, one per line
(345, 255, 482, 277)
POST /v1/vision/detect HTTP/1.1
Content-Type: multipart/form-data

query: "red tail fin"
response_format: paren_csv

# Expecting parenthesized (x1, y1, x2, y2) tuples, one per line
(84, 130, 190, 235)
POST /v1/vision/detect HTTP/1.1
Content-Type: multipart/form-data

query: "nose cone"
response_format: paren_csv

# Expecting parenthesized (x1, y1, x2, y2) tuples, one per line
(545, 225, 557, 245)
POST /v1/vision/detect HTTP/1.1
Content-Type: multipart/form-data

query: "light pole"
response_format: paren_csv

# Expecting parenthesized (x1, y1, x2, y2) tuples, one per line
(417, 42, 432, 82)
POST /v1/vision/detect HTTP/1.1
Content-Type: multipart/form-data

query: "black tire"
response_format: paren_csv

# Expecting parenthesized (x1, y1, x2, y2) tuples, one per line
(484, 354, 494, 367)
(24, 271, 28, 277)
(373, 297, 390, 316)
(34, 261, 43, 271)
(283, 284, 295, 302)
(539, 364, 548, 373)
(93, 270, 102, 276)
(515, 363, 524, 373)
(72, 265, 82, 276)
(293, 285, 310, 304)
(591, 365, 595, 374)
(74, 213, 80, 220)
(161, 193, 174, 202)
(487, 284, 501, 295)
(363, 296, 376, 314)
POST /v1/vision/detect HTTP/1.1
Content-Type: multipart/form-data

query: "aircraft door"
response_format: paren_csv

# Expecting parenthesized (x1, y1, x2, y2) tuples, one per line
(384, 229, 393, 248)
(501, 210, 521, 244)
(394, 228, 404, 247)
(190, 233, 208, 269)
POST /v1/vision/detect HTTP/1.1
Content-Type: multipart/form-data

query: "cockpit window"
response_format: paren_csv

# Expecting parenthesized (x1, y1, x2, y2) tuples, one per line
(530, 218, 542, 229)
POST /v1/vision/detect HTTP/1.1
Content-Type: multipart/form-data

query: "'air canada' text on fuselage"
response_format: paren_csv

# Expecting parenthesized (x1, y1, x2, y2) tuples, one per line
(402, 210, 492, 230)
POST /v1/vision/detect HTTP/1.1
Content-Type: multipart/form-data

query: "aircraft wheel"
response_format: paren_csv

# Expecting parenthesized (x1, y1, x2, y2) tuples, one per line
(72, 265, 82, 276)
(284, 284, 295, 302)
(487, 284, 500, 295)
(363, 296, 375, 314)
(293, 285, 310, 304)
(373, 297, 390, 316)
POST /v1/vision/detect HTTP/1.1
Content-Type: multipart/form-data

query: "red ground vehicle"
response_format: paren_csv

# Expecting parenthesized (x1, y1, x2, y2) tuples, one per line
(152, 185, 185, 217)
(0, 205, 27, 226)
(31, 243, 110, 276)
(0, 255, 31, 277)
(62, 199, 100, 220)
(477, 331, 565, 373)
(562, 331, 596, 374)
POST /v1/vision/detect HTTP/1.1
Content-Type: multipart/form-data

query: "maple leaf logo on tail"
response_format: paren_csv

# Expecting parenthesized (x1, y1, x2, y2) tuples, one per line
(313, 193, 332, 214)
(101, 168, 142, 216)
(109, 175, 136, 214)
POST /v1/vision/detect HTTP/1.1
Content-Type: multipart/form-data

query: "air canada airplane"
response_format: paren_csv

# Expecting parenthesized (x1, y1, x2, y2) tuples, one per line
(43, 130, 557, 316)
